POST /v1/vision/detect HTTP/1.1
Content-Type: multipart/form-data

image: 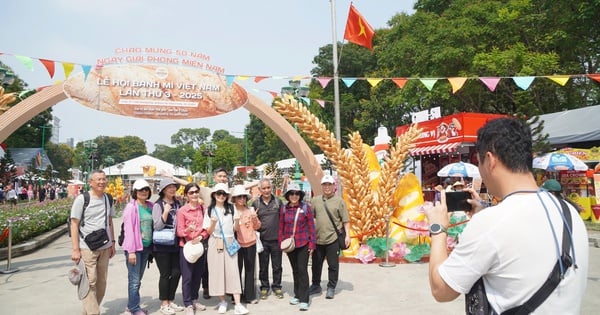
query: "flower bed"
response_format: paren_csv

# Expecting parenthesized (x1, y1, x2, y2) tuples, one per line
(0, 199, 73, 247)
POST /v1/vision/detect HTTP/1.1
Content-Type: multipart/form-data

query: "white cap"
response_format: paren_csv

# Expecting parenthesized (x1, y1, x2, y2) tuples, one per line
(132, 179, 151, 190)
(321, 175, 335, 184)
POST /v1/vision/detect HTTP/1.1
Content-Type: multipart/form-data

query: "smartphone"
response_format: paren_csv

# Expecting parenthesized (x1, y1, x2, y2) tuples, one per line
(444, 191, 472, 212)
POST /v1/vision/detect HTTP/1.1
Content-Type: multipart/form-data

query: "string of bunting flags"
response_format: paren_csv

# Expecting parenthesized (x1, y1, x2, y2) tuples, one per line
(2, 51, 600, 109)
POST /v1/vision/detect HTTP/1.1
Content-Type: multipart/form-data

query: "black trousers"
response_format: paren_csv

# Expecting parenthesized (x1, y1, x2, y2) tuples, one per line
(238, 244, 257, 301)
(179, 248, 206, 307)
(258, 239, 283, 290)
(287, 245, 310, 303)
(153, 251, 181, 301)
(311, 241, 340, 289)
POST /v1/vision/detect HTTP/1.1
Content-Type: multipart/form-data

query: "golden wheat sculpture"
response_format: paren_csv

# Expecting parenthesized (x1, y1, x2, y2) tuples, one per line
(274, 96, 421, 242)
(0, 86, 17, 114)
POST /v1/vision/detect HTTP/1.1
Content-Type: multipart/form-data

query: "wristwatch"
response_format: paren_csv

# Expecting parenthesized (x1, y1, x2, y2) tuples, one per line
(429, 223, 447, 236)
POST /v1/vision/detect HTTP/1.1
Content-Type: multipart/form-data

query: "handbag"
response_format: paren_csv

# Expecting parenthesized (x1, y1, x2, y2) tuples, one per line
(84, 229, 110, 250)
(216, 208, 240, 256)
(256, 232, 264, 253)
(322, 197, 349, 250)
(465, 197, 574, 315)
(153, 228, 176, 245)
(153, 207, 177, 245)
(281, 207, 301, 253)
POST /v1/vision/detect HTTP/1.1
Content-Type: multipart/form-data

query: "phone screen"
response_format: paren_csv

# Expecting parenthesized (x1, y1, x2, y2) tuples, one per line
(445, 191, 472, 212)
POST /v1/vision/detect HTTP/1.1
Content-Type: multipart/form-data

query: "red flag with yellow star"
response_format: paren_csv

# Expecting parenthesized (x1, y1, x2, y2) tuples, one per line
(343, 4, 375, 50)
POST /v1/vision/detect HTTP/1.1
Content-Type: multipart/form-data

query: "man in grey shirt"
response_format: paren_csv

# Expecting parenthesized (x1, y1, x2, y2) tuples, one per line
(70, 170, 116, 315)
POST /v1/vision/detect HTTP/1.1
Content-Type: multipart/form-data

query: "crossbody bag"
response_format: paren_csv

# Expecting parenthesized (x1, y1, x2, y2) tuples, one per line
(322, 197, 348, 250)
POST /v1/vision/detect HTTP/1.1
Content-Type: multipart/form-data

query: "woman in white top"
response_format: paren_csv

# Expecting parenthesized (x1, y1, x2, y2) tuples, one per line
(203, 183, 249, 315)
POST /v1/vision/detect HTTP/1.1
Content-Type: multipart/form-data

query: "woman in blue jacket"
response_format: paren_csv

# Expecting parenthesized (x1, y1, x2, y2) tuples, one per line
(122, 179, 154, 315)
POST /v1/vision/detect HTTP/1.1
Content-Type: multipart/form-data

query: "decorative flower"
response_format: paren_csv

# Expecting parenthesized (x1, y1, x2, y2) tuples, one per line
(446, 236, 457, 249)
(355, 244, 376, 264)
(404, 218, 430, 239)
(389, 242, 410, 259)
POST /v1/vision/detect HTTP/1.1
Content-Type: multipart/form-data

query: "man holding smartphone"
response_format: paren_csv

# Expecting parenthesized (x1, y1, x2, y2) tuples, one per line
(424, 118, 588, 314)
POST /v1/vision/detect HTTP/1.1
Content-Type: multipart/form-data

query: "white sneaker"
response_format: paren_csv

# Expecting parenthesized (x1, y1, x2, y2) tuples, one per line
(169, 302, 185, 312)
(184, 305, 194, 315)
(160, 305, 176, 315)
(234, 304, 249, 315)
(218, 301, 227, 314)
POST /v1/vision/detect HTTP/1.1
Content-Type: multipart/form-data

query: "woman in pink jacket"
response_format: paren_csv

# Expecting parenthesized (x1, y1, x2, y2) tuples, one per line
(122, 179, 154, 315)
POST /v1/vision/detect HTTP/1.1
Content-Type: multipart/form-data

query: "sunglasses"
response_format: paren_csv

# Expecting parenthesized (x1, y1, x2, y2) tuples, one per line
(139, 188, 151, 192)
(187, 190, 200, 195)
(288, 191, 301, 196)
(215, 191, 228, 197)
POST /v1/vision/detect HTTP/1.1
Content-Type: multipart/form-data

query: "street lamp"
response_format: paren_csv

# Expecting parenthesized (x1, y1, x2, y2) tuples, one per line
(281, 80, 309, 187)
(83, 140, 98, 171)
(38, 124, 52, 189)
(116, 162, 124, 180)
(104, 156, 114, 176)
(183, 156, 192, 177)
(203, 142, 217, 186)
(0, 68, 16, 86)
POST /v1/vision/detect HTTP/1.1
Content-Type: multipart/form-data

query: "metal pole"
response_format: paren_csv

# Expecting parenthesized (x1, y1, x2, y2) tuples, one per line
(0, 220, 20, 274)
(379, 213, 396, 268)
(330, 0, 341, 142)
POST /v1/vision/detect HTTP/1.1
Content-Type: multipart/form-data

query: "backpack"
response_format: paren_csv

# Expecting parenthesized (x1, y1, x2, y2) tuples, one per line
(67, 192, 114, 238)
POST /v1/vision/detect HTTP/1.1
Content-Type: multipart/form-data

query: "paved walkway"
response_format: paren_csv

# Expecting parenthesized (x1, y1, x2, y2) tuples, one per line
(1, 218, 599, 314)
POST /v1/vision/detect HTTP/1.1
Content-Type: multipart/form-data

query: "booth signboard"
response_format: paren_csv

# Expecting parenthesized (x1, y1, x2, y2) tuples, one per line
(557, 147, 600, 162)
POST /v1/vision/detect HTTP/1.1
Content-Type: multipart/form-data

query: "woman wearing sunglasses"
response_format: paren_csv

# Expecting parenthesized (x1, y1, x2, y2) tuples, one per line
(231, 185, 261, 304)
(152, 178, 186, 315)
(122, 179, 154, 315)
(176, 183, 209, 314)
(204, 183, 249, 315)
(279, 182, 316, 311)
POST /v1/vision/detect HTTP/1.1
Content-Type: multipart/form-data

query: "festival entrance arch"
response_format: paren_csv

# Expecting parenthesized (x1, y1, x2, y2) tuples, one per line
(0, 84, 324, 194)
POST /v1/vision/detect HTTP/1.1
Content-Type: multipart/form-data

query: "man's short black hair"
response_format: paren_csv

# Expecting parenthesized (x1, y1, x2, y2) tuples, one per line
(213, 167, 228, 175)
(476, 117, 532, 174)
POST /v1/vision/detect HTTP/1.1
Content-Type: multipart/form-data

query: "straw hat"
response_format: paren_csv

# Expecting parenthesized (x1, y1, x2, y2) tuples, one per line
(452, 181, 465, 188)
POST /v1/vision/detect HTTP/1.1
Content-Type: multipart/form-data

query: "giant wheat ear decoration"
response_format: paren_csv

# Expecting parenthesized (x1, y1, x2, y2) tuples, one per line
(274, 96, 422, 244)
(374, 124, 421, 237)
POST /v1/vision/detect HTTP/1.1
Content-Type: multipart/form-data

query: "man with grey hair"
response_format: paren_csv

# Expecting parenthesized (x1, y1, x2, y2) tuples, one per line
(252, 178, 284, 300)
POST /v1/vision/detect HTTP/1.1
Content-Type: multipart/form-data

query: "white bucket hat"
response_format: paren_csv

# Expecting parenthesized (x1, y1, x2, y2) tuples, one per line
(211, 183, 230, 198)
(230, 184, 250, 199)
(67, 259, 90, 300)
(183, 242, 204, 263)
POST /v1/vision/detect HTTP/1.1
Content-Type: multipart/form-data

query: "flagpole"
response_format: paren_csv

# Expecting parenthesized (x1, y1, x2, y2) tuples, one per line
(330, 0, 341, 142)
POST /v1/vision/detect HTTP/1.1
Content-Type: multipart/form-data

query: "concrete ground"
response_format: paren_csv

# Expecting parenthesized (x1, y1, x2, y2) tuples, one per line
(1, 217, 599, 314)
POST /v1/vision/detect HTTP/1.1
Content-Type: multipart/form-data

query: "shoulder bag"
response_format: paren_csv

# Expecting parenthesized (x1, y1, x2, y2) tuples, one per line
(466, 197, 574, 315)
(280, 205, 301, 253)
(322, 197, 349, 250)
(152, 202, 178, 246)
(216, 208, 241, 256)
(83, 194, 111, 250)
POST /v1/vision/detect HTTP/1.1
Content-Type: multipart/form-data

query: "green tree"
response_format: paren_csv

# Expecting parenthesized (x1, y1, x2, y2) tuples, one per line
(45, 142, 75, 180)
(170, 128, 210, 148)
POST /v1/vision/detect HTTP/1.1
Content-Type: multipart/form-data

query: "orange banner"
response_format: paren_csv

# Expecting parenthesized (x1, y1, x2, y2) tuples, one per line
(63, 65, 248, 120)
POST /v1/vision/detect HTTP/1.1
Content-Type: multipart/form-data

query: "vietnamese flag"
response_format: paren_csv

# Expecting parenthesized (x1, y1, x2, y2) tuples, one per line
(343, 4, 375, 50)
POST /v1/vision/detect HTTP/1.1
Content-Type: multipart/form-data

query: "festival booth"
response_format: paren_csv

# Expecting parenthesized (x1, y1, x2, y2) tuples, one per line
(551, 147, 600, 222)
(395, 112, 505, 197)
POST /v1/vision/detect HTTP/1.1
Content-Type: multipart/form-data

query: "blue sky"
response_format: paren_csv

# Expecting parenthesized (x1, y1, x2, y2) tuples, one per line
(0, 0, 415, 152)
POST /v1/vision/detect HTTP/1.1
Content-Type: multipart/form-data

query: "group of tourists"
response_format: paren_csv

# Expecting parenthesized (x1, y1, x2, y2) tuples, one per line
(69, 167, 350, 315)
